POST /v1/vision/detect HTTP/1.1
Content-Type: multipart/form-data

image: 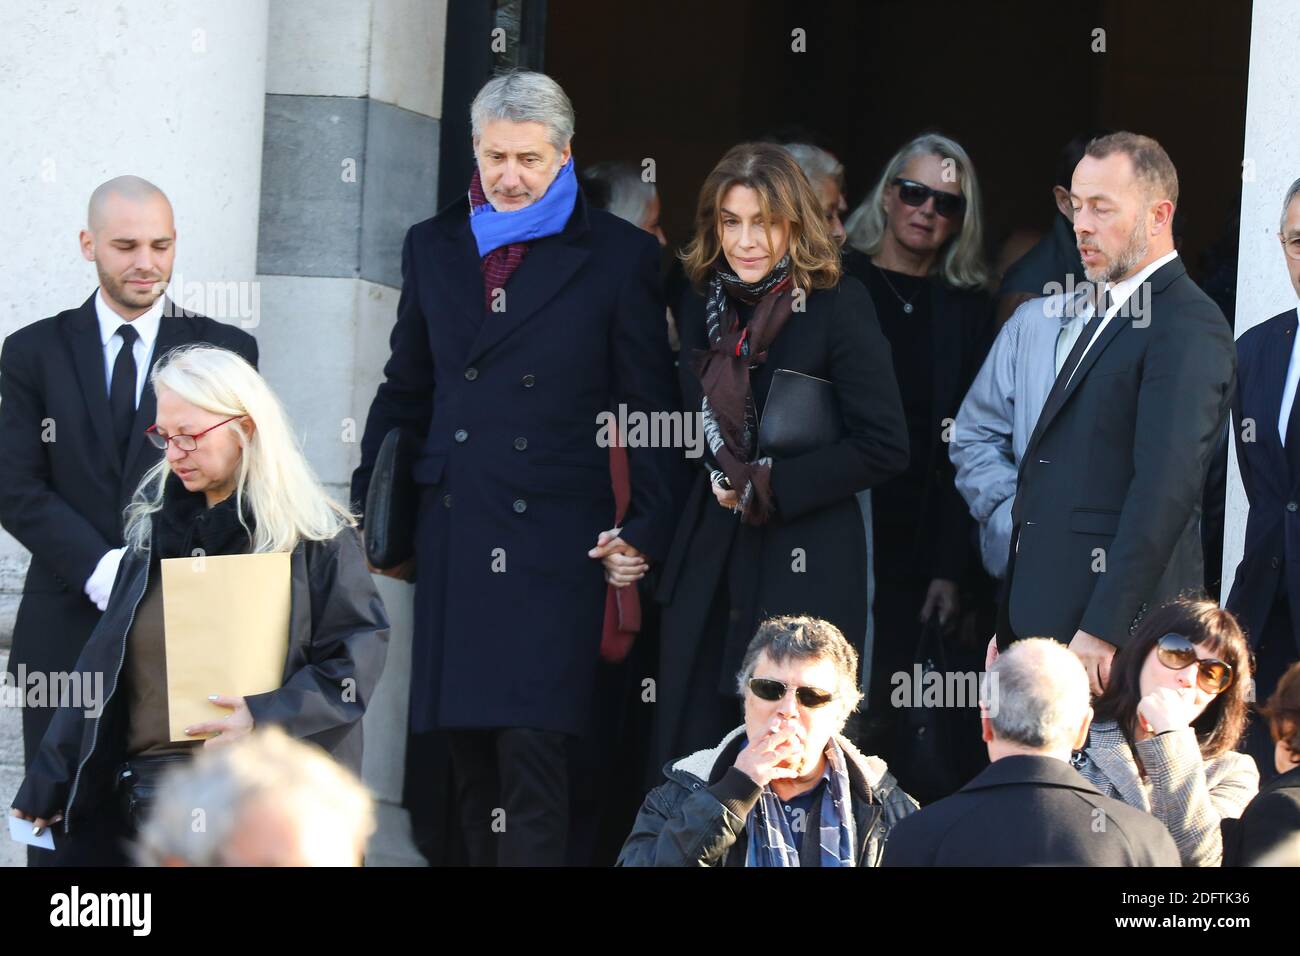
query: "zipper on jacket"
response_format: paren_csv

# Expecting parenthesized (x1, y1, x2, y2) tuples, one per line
(64, 553, 150, 834)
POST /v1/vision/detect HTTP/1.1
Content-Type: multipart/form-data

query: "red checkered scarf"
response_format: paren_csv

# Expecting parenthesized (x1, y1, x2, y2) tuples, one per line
(469, 166, 529, 311)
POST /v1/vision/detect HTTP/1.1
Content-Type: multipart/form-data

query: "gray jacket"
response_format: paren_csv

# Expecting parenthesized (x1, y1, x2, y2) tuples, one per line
(1072, 719, 1259, 867)
(950, 293, 1086, 577)
(617, 726, 918, 867)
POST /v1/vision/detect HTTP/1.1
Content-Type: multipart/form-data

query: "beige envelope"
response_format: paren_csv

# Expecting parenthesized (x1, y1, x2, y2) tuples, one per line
(161, 551, 291, 742)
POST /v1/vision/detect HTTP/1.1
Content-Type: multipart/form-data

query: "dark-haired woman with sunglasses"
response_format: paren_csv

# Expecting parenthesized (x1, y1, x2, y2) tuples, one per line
(840, 134, 994, 798)
(1073, 599, 1258, 866)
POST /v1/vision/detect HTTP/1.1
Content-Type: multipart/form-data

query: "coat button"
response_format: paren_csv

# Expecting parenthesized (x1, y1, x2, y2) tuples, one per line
(464, 367, 478, 381)
(513, 437, 528, 451)
(521, 374, 536, 388)
(1272, 556, 1281, 569)
(454, 429, 469, 443)
(1289, 502, 1298, 513)
(513, 498, 527, 514)
(442, 493, 452, 508)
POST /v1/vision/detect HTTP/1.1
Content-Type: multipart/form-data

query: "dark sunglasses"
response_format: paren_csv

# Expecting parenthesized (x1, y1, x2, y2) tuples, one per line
(1155, 633, 1234, 694)
(747, 677, 835, 709)
(892, 178, 966, 219)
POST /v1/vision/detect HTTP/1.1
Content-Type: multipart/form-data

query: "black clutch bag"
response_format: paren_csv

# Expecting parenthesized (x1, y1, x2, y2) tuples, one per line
(364, 427, 418, 569)
(757, 369, 842, 459)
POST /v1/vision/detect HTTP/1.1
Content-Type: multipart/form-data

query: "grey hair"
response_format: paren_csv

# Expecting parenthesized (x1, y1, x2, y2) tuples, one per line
(781, 143, 844, 193)
(133, 727, 375, 866)
(736, 615, 864, 711)
(582, 160, 656, 226)
(988, 638, 1091, 751)
(87, 175, 169, 232)
(844, 132, 990, 290)
(470, 70, 575, 152)
(1282, 176, 1300, 234)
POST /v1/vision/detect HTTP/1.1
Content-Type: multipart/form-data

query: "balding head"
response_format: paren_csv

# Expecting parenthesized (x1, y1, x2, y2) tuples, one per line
(986, 638, 1093, 759)
(80, 176, 176, 318)
(87, 175, 171, 233)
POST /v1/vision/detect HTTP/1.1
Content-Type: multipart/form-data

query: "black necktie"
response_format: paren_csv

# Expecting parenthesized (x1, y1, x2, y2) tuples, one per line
(110, 324, 139, 463)
(1046, 288, 1113, 409)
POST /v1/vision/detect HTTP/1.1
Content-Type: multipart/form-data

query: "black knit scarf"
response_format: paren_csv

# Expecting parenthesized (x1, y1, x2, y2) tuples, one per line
(691, 253, 795, 525)
(152, 471, 255, 560)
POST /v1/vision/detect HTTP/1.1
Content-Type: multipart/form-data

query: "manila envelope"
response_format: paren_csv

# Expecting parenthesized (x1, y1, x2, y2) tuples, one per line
(161, 551, 291, 742)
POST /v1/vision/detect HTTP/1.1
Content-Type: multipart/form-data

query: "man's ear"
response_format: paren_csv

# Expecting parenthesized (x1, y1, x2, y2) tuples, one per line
(1052, 185, 1073, 221)
(1072, 706, 1094, 752)
(980, 714, 994, 744)
(1150, 198, 1175, 236)
(80, 229, 95, 262)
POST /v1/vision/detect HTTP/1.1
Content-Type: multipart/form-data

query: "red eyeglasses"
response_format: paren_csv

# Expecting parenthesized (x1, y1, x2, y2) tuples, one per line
(145, 415, 244, 452)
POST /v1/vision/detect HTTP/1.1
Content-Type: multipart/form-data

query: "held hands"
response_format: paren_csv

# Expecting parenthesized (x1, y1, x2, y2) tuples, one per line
(184, 694, 254, 747)
(1136, 686, 1198, 736)
(734, 717, 806, 788)
(588, 527, 648, 588)
(1068, 629, 1117, 697)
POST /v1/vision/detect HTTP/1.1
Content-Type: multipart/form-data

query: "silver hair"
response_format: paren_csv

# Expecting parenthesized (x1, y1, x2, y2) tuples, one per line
(581, 160, 656, 226)
(781, 143, 844, 192)
(470, 70, 575, 152)
(1282, 176, 1300, 234)
(133, 728, 375, 866)
(736, 615, 864, 711)
(988, 638, 1091, 751)
(844, 132, 990, 290)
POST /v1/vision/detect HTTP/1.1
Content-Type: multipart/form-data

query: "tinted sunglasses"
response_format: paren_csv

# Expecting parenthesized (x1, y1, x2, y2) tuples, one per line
(892, 178, 966, 219)
(1155, 633, 1234, 694)
(747, 677, 835, 709)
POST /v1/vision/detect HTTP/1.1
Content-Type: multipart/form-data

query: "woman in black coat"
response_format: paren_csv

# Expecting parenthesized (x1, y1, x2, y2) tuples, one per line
(840, 134, 994, 791)
(10, 346, 389, 866)
(654, 143, 908, 768)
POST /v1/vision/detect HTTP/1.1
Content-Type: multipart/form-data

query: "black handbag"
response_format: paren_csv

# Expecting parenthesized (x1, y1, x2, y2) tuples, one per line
(364, 427, 418, 569)
(891, 616, 966, 805)
(757, 369, 842, 459)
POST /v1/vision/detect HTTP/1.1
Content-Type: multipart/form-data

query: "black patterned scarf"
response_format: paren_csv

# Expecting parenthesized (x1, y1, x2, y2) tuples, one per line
(691, 254, 795, 525)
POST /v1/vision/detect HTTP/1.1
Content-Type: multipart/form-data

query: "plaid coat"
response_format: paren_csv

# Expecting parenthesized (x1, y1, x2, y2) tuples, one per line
(1073, 719, 1259, 866)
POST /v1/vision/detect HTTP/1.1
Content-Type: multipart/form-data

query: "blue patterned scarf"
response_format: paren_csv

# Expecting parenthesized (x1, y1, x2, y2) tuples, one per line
(469, 157, 578, 257)
(744, 737, 858, 867)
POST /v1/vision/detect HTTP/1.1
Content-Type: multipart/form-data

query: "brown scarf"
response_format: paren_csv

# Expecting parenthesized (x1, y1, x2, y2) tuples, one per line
(692, 255, 795, 524)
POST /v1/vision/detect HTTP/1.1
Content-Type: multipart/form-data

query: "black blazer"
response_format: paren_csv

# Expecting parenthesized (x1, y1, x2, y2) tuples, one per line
(1226, 308, 1300, 658)
(0, 292, 257, 759)
(1003, 257, 1235, 648)
(882, 753, 1180, 866)
(1222, 764, 1300, 866)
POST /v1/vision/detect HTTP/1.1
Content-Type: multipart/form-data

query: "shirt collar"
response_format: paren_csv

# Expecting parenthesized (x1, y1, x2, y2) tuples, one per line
(1103, 249, 1179, 315)
(95, 288, 165, 351)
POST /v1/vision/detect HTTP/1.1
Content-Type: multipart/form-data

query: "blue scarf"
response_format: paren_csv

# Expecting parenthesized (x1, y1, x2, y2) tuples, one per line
(744, 737, 858, 867)
(469, 158, 578, 257)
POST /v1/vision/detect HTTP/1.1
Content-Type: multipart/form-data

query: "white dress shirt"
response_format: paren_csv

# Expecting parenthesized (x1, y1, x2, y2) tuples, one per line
(1064, 249, 1180, 389)
(95, 289, 164, 407)
(1278, 303, 1300, 444)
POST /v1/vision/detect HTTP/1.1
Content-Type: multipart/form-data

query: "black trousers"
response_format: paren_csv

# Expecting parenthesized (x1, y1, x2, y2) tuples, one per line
(445, 727, 571, 866)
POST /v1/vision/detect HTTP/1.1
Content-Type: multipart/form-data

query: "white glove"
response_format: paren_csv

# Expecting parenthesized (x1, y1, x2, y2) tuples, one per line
(84, 547, 127, 611)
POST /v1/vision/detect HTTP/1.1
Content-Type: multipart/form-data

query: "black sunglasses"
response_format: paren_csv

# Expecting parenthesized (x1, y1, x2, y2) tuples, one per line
(892, 177, 966, 219)
(1155, 633, 1234, 695)
(747, 677, 835, 709)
